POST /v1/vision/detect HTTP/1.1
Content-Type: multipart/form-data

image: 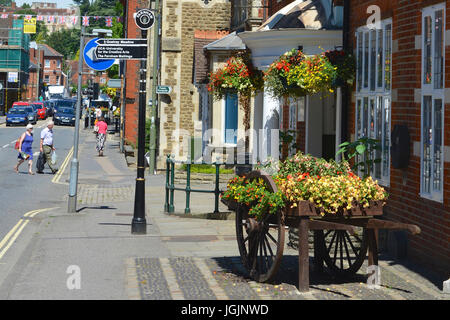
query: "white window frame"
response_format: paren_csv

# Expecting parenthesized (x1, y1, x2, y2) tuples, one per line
(44, 59, 50, 68)
(420, 3, 445, 202)
(355, 19, 392, 187)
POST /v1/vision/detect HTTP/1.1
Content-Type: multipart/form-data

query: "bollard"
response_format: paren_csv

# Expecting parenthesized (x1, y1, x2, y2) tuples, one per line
(164, 155, 170, 213)
(214, 161, 220, 214)
(169, 157, 175, 213)
(185, 160, 191, 214)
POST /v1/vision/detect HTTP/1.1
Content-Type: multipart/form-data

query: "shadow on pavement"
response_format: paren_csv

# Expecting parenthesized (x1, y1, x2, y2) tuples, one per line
(76, 205, 117, 212)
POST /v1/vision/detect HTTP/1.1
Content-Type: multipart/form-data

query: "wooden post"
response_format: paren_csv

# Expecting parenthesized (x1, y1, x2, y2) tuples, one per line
(367, 228, 379, 266)
(313, 230, 324, 273)
(298, 217, 309, 292)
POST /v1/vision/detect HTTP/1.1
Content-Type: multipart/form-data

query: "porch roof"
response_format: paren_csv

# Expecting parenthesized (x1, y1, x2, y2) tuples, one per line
(203, 32, 246, 51)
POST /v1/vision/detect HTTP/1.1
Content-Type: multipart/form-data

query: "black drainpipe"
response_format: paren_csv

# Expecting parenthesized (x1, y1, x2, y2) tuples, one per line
(341, 0, 350, 143)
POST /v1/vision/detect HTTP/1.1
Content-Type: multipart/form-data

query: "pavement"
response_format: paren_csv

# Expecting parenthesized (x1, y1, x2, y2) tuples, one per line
(0, 127, 449, 300)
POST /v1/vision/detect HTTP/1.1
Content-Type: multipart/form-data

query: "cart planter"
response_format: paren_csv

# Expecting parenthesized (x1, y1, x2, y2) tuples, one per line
(226, 171, 421, 292)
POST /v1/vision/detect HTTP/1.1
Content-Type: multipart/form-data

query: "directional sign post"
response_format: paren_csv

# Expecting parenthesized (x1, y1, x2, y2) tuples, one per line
(83, 38, 115, 71)
(95, 39, 147, 60)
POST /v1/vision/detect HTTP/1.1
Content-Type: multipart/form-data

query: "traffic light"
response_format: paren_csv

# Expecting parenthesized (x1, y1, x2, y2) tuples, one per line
(86, 80, 94, 99)
(93, 83, 99, 100)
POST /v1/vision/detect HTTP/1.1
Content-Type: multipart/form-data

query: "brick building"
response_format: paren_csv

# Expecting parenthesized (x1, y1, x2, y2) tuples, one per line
(345, 0, 450, 278)
(26, 44, 45, 101)
(36, 43, 64, 86)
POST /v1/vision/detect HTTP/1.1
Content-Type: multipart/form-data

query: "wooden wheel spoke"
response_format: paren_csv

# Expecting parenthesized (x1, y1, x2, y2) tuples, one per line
(261, 235, 272, 270)
(266, 231, 278, 245)
(332, 232, 340, 264)
(342, 232, 354, 267)
(344, 230, 360, 256)
(327, 231, 338, 254)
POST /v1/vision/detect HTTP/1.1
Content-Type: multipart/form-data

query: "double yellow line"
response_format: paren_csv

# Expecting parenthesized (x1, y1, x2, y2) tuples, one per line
(0, 207, 59, 260)
(52, 146, 74, 184)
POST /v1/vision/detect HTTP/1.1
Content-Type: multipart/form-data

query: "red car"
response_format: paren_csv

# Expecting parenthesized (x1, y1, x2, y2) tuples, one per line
(32, 101, 47, 120)
(12, 101, 30, 108)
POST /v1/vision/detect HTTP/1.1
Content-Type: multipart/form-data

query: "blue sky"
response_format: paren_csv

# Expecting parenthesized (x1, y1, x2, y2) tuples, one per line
(15, 0, 76, 9)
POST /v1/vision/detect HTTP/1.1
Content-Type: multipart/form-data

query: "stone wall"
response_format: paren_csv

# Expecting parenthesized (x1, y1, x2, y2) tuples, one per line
(157, 0, 231, 166)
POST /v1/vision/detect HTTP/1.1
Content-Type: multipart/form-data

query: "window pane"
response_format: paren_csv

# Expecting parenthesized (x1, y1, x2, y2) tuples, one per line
(356, 99, 362, 139)
(383, 98, 391, 178)
(384, 24, 392, 91)
(357, 33, 363, 92)
(422, 96, 432, 193)
(433, 99, 442, 192)
(423, 16, 432, 84)
(369, 98, 375, 139)
(377, 29, 384, 88)
(434, 10, 444, 89)
(364, 32, 369, 88)
(363, 97, 369, 137)
(370, 30, 377, 91)
(375, 97, 382, 179)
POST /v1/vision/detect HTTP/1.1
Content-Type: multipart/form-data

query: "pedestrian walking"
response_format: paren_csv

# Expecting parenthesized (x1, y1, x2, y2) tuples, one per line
(13, 123, 35, 175)
(40, 121, 58, 174)
(95, 116, 108, 157)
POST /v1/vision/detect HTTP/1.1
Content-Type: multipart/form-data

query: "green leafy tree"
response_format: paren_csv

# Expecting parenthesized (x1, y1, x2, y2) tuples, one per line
(45, 28, 81, 60)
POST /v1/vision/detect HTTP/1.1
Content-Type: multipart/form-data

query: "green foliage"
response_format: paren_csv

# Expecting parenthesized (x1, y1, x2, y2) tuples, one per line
(45, 28, 81, 60)
(180, 164, 234, 175)
(0, 0, 12, 7)
(336, 137, 382, 179)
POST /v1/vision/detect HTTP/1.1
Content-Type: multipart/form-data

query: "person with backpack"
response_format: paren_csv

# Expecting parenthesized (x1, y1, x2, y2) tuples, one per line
(13, 123, 35, 175)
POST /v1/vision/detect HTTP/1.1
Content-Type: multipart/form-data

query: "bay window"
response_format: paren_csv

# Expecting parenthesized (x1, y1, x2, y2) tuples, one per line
(355, 19, 392, 186)
(421, 4, 445, 202)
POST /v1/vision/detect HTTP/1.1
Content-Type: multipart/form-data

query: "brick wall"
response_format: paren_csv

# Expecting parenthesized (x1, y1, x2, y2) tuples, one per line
(269, 0, 295, 16)
(348, 0, 450, 277)
(123, 0, 150, 145)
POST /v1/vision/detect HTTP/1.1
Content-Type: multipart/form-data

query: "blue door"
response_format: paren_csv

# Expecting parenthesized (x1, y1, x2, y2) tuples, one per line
(225, 93, 238, 144)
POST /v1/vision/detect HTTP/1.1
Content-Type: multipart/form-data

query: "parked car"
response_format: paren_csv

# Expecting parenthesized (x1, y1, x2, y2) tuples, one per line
(5, 108, 31, 126)
(31, 102, 47, 120)
(53, 107, 76, 126)
(10, 103, 37, 125)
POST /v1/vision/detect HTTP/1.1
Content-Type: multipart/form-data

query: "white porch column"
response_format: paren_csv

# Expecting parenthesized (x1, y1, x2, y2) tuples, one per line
(335, 87, 342, 162)
(261, 86, 280, 162)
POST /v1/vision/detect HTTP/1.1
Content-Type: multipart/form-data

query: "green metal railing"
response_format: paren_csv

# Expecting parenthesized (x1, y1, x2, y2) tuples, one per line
(164, 155, 228, 214)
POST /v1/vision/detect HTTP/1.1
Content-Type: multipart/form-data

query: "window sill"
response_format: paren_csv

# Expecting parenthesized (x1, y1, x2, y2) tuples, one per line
(419, 192, 443, 204)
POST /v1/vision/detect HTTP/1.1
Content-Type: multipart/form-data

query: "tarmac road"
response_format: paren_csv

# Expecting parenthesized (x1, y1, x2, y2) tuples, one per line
(0, 120, 75, 244)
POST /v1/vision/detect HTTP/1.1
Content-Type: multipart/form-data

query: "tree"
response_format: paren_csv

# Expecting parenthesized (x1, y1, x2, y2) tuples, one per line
(45, 28, 81, 60)
(0, 0, 12, 7)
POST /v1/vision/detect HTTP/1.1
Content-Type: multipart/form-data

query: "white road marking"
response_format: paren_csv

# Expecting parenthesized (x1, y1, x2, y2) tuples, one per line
(2, 144, 8, 148)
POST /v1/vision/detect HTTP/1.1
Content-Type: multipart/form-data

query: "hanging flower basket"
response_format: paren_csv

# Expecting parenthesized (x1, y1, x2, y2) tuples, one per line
(208, 53, 264, 101)
(264, 48, 356, 99)
(324, 49, 356, 87)
(263, 48, 308, 99)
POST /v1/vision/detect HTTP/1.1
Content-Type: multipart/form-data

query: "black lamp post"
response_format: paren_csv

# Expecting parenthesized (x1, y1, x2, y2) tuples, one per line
(131, 28, 148, 234)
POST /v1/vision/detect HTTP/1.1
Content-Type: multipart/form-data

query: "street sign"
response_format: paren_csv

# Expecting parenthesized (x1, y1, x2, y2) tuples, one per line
(94, 38, 147, 60)
(156, 85, 172, 94)
(83, 38, 115, 71)
(134, 9, 155, 30)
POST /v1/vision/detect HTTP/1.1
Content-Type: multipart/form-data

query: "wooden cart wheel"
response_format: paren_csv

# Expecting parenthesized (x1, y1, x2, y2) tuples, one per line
(235, 171, 285, 283)
(318, 227, 368, 277)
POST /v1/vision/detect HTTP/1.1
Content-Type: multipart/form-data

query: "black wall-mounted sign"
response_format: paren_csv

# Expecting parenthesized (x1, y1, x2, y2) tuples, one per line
(134, 9, 155, 30)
